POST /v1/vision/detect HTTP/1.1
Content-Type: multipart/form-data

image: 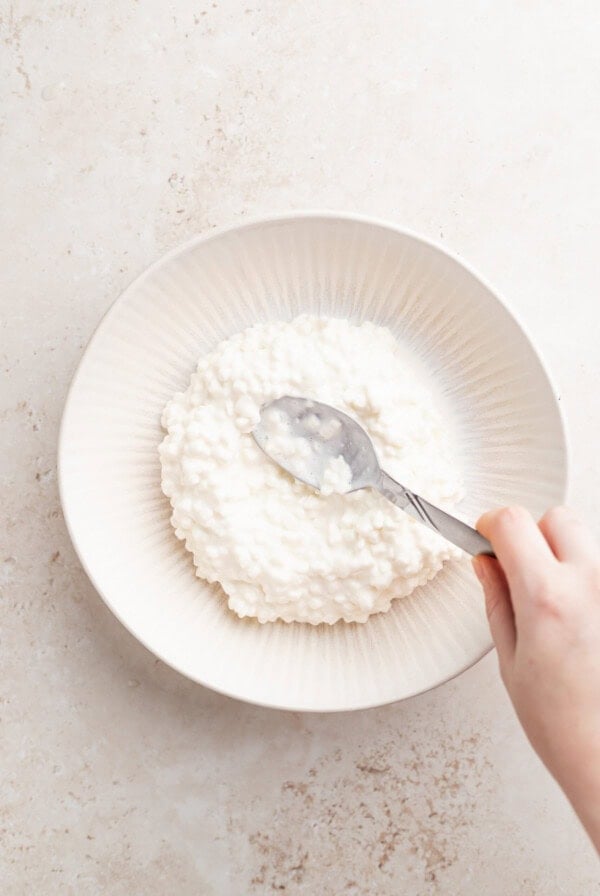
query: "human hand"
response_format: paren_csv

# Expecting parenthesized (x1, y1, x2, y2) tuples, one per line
(473, 506, 600, 851)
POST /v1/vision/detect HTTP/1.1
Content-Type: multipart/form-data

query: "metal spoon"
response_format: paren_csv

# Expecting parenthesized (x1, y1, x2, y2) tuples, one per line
(253, 396, 493, 557)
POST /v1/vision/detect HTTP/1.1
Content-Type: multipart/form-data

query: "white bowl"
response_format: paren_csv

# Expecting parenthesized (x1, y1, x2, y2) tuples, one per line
(59, 213, 567, 711)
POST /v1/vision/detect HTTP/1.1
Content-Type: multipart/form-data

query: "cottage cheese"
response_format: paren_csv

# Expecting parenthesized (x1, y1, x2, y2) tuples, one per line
(159, 316, 463, 624)
(320, 456, 353, 496)
(257, 403, 352, 495)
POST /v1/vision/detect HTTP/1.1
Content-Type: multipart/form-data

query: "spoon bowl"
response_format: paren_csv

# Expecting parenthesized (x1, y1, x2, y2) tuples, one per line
(254, 396, 494, 557)
(253, 395, 380, 491)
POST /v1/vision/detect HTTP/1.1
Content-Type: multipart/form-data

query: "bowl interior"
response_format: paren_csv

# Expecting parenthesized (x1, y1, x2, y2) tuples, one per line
(59, 215, 567, 710)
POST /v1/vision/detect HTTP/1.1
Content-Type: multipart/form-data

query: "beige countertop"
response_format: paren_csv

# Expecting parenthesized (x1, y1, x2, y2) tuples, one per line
(2, 2, 599, 893)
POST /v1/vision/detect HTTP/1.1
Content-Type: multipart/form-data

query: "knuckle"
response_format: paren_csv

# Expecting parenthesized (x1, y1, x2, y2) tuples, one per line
(531, 578, 562, 616)
(542, 505, 576, 526)
(496, 505, 530, 528)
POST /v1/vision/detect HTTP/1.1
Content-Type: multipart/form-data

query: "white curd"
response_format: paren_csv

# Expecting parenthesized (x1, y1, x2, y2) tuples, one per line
(159, 316, 463, 624)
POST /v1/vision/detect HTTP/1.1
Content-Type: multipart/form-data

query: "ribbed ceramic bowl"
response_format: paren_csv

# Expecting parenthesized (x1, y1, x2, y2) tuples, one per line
(59, 213, 567, 711)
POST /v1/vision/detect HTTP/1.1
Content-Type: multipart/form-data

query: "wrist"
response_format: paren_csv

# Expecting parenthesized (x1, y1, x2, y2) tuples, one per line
(551, 751, 600, 852)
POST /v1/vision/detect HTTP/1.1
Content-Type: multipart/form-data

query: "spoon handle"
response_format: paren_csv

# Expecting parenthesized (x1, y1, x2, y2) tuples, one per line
(378, 472, 495, 557)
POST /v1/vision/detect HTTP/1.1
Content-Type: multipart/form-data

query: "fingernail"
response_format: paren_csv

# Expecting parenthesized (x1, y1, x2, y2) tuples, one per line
(472, 557, 487, 584)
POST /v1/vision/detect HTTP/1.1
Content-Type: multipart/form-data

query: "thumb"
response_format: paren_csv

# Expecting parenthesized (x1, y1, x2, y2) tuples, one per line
(473, 555, 516, 672)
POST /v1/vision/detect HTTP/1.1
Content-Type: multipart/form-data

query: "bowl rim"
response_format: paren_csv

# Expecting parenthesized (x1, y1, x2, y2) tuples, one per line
(58, 210, 570, 712)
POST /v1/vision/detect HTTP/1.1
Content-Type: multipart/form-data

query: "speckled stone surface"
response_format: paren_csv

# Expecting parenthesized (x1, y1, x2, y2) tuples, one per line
(2, 2, 600, 893)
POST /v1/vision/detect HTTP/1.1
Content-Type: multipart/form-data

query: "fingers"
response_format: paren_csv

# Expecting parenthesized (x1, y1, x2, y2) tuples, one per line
(478, 506, 557, 600)
(538, 506, 599, 564)
(473, 555, 515, 667)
